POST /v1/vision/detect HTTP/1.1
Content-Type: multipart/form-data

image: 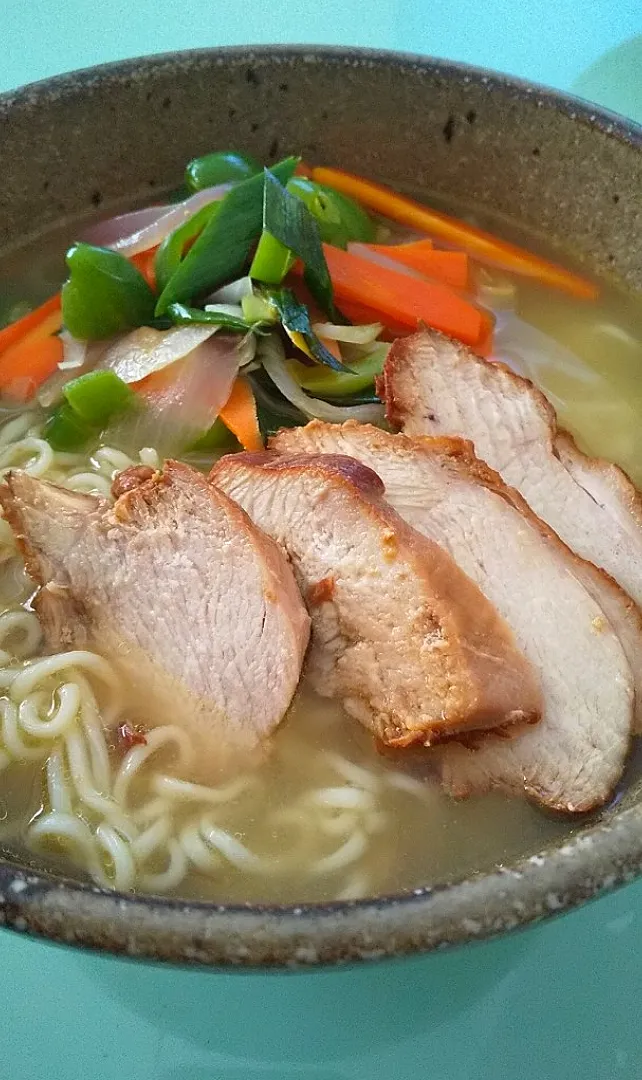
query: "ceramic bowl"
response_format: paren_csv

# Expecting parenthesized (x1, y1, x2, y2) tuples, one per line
(1, 45, 641, 968)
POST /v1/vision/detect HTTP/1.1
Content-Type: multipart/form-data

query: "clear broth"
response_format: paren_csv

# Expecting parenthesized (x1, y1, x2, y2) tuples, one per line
(0, 194, 640, 904)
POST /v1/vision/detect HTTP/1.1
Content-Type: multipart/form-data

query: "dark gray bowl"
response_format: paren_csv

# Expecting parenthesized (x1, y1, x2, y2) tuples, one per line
(1, 46, 641, 969)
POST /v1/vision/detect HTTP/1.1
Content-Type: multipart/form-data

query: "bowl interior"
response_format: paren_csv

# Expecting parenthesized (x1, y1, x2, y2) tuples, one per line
(1, 46, 642, 967)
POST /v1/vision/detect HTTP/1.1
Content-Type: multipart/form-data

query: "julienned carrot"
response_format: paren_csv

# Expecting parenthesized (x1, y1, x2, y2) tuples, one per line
(363, 241, 470, 290)
(314, 244, 492, 349)
(219, 376, 263, 451)
(312, 167, 599, 301)
(0, 293, 62, 354)
(0, 333, 64, 401)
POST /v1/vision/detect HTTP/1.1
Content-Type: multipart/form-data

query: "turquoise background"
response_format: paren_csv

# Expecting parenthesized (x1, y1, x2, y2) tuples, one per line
(2, 5, 642, 1078)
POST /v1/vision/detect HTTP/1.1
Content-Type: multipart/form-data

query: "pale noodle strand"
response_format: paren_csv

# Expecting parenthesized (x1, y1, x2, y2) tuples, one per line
(95, 824, 137, 892)
(19, 684, 80, 739)
(0, 437, 54, 478)
(9, 651, 119, 703)
(138, 840, 188, 893)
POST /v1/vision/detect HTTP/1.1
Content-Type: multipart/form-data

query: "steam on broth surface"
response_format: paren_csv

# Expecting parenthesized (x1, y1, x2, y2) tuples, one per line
(0, 174, 640, 904)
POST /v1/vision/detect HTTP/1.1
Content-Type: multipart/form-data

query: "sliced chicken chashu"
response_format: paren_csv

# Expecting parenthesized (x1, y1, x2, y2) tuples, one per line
(274, 422, 634, 811)
(0, 461, 310, 773)
(211, 451, 542, 748)
(381, 329, 642, 733)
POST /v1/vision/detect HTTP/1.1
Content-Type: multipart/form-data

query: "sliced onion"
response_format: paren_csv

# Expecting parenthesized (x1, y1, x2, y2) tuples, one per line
(347, 242, 427, 280)
(204, 303, 245, 319)
(492, 311, 599, 384)
(311, 321, 383, 345)
(207, 277, 254, 304)
(104, 334, 243, 457)
(259, 335, 385, 425)
(98, 325, 220, 385)
(38, 332, 117, 407)
(80, 184, 232, 257)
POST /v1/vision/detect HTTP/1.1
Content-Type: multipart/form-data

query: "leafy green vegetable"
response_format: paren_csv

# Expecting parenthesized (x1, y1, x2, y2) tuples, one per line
(166, 302, 255, 333)
(185, 151, 261, 193)
(155, 157, 298, 316)
(258, 170, 336, 317)
(62, 243, 156, 340)
(63, 370, 136, 427)
(286, 178, 376, 248)
(154, 202, 219, 294)
(268, 289, 352, 373)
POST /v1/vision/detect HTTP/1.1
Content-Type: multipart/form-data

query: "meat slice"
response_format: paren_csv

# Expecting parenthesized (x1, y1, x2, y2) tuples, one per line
(210, 451, 542, 748)
(273, 421, 634, 811)
(381, 329, 642, 733)
(0, 461, 310, 773)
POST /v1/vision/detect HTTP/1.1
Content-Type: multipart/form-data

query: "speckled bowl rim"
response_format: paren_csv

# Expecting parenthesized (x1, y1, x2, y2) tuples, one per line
(1, 45, 642, 970)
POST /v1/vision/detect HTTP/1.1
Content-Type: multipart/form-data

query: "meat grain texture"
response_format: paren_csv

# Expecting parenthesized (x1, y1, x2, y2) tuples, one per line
(211, 450, 542, 749)
(0, 461, 310, 774)
(274, 421, 634, 811)
(381, 329, 642, 734)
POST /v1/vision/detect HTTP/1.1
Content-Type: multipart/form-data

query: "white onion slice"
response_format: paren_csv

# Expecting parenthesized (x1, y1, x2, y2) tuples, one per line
(259, 336, 385, 425)
(347, 242, 426, 280)
(80, 183, 232, 257)
(204, 303, 245, 319)
(312, 321, 383, 345)
(207, 277, 254, 304)
(103, 334, 244, 457)
(98, 325, 220, 384)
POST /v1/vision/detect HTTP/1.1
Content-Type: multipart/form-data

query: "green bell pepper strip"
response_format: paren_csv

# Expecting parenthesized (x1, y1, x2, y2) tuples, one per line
(46, 370, 137, 451)
(63, 370, 137, 427)
(257, 170, 337, 318)
(185, 151, 261, 193)
(44, 403, 95, 452)
(268, 289, 352, 373)
(285, 178, 376, 248)
(166, 302, 255, 333)
(61, 243, 156, 340)
(154, 201, 220, 295)
(287, 343, 387, 397)
(155, 157, 298, 316)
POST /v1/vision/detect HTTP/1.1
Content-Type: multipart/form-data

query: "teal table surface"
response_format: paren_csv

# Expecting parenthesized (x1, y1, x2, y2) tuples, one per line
(2, 6, 642, 1079)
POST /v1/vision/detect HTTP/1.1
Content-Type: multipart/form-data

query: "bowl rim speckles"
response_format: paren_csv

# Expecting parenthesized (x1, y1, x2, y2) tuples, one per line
(1, 45, 642, 969)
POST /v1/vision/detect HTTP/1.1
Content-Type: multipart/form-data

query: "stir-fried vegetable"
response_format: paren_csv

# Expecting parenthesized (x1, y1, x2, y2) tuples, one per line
(312, 166, 599, 301)
(45, 370, 135, 450)
(268, 289, 352, 372)
(309, 245, 493, 349)
(287, 343, 388, 398)
(189, 416, 239, 452)
(166, 303, 256, 333)
(0, 329, 63, 403)
(285, 178, 376, 248)
(62, 243, 156, 340)
(252, 170, 337, 317)
(155, 157, 298, 315)
(218, 376, 263, 451)
(259, 334, 384, 425)
(62, 369, 136, 427)
(153, 202, 218, 294)
(185, 151, 261, 192)
(0, 293, 61, 351)
(352, 241, 470, 290)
